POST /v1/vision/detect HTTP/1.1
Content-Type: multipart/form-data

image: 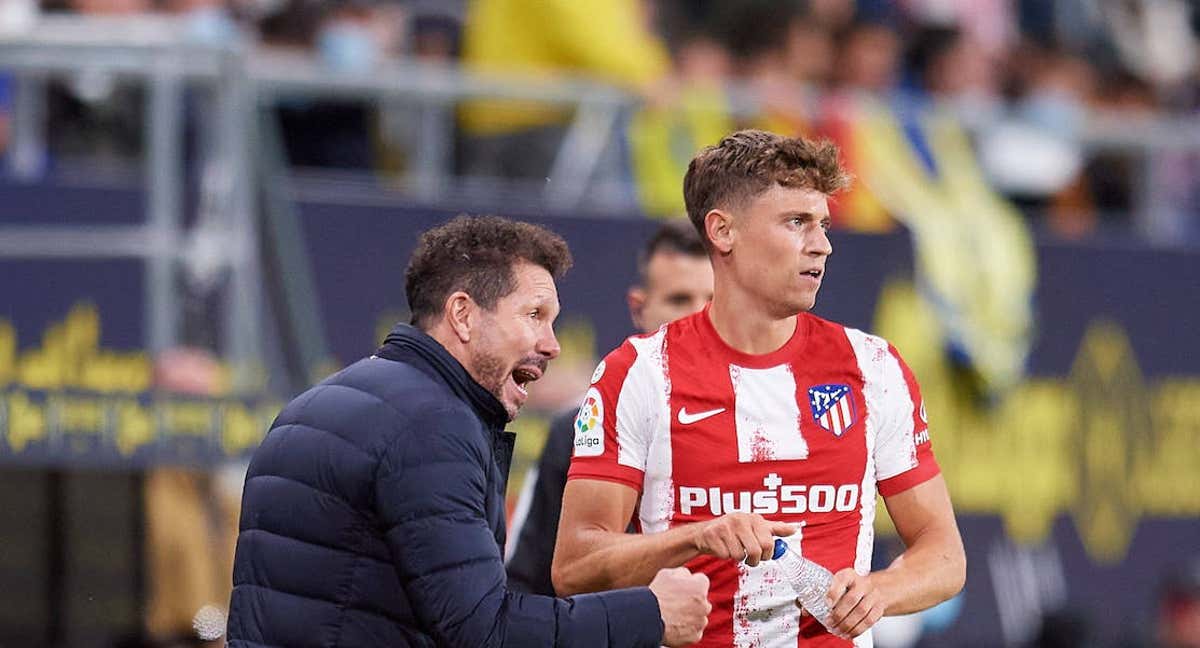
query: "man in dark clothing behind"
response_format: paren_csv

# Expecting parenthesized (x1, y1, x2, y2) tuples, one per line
(227, 215, 711, 647)
(506, 220, 713, 596)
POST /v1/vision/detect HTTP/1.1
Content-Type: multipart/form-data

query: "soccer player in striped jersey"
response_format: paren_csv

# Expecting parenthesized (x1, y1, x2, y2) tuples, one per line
(552, 130, 965, 647)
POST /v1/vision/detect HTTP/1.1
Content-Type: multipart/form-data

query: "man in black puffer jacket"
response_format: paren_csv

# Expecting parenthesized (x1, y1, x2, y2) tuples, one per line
(227, 215, 710, 647)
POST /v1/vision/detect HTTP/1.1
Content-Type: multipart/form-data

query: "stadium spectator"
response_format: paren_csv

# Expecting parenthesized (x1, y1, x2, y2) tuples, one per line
(784, 19, 836, 88)
(833, 19, 903, 96)
(457, 0, 671, 180)
(506, 219, 713, 596)
(227, 215, 712, 647)
(145, 347, 237, 645)
(553, 131, 966, 645)
(906, 25, 1001, 111)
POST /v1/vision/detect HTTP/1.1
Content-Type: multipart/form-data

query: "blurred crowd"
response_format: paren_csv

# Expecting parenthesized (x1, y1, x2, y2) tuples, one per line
(2, 0, 1199, 240)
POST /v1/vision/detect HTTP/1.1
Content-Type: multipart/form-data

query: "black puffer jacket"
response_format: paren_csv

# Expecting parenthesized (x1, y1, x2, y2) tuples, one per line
(227, 324, 664, 647)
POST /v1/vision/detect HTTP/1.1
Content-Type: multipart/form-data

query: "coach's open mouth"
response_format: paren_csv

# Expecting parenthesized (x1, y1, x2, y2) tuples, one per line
(511, 366, 543, 396)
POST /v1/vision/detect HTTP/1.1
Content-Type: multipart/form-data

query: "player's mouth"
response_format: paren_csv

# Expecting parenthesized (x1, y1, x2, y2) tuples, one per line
(802, 268, 823, 281)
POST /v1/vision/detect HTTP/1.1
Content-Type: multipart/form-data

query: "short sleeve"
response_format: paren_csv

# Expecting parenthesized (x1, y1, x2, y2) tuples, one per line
(874, 343, 940, 497)
(567, 333, 663, 492)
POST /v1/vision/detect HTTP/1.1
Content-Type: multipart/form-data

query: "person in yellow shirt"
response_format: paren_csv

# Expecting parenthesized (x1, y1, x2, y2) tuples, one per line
(458, 0, 670, 179)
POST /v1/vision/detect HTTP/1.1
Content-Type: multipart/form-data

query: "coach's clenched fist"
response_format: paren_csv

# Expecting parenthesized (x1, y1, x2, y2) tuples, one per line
(649, 567, 712, 646)
(691, 513, 796, 566)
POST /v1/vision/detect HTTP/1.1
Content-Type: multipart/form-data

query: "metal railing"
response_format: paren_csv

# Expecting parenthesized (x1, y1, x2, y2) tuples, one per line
(2, 14, 1199, 379)
(0, 16, 644, 383)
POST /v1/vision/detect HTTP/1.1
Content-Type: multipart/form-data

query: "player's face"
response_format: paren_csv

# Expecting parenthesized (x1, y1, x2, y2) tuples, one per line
(728, 184, 832, 316)
(469, 262, 561, 420)
(629, 252, 714, 333)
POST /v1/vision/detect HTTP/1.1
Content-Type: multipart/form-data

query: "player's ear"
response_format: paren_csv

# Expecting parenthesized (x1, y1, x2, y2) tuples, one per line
(706, 209, 734, 254)
(627, 286, 647, 331)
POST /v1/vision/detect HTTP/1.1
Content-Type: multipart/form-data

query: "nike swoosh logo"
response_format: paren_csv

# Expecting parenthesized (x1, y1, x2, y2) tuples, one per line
(677, 407, 726, 425)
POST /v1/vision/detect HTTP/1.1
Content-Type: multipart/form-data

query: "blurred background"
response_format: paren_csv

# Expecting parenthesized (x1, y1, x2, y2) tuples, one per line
(0, 0, 1198, 646)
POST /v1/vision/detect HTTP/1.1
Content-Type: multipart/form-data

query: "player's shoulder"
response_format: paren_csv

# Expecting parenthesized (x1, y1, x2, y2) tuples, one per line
(804, 312, 892, 347)
(593, 326, 669, 386)
(800, 313, 909, 366)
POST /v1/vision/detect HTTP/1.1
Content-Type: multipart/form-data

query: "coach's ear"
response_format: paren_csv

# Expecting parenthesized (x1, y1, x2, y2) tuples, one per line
(444, 291, 476, 343)
(705, 209, 735, 255)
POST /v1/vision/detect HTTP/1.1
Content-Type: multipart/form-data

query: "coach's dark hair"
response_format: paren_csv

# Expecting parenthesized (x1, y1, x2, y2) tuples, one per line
(636, 219, 707, 286)
(405, 215, 573, 329)
(683, 130, 850, 249)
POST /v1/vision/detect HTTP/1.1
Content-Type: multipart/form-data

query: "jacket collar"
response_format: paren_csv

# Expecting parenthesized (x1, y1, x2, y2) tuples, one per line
(375, 323, 509, 430)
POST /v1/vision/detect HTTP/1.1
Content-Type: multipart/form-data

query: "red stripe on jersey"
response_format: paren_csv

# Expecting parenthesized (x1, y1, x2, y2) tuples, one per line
(567, 337, 645, 491)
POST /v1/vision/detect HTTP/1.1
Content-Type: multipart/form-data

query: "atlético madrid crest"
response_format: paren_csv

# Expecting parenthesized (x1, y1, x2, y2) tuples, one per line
(808, 384, 857, 437)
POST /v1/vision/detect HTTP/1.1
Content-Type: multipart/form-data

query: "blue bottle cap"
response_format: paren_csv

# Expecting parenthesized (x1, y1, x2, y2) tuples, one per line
(772, 538, 788, 560)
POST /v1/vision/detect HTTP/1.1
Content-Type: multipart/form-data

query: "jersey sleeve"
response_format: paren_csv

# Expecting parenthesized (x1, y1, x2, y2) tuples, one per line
(566, 336, 659, 492)
(875, 343, 940, 497)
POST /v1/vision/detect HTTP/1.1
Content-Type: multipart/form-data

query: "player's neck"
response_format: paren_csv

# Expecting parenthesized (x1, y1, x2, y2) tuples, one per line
(708, 287, 798, 356)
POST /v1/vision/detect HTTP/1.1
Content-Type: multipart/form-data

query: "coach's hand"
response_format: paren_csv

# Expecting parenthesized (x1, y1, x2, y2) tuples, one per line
(692, 513, 795, 566)
(821, 568, 886, 638)
(649, 567, 711, 646)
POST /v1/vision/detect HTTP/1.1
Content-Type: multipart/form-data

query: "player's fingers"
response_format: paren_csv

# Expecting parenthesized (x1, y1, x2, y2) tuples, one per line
(846, 596, 884, 638)
(825, 569, 855, 608)
(770, 521, 796, 537)
(831, 586, 867, 636)
(753, 523, 776, 563)
(735, 526, 763, 566)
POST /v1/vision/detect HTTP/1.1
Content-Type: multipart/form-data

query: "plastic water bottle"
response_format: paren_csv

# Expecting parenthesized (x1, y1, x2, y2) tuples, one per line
(773, 538, 837, 632)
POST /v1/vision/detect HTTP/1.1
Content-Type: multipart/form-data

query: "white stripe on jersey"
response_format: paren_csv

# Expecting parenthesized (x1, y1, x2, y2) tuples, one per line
(845, 327, 882, 631)
(733, 524, 805, 648)
(846, 329, 919, 482)
(621, 330, 675, 534)
(729, 363, 808, 463)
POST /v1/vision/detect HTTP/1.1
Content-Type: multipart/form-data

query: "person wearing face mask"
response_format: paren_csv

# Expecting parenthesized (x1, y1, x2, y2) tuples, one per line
(226, 215, 712, 648)
(506, 219, 714, 596)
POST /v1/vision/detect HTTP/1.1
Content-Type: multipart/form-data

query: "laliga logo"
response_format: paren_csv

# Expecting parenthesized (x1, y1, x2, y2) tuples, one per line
(678, 473, 861, 516)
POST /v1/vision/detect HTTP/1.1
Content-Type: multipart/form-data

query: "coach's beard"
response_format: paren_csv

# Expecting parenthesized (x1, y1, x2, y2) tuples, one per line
(469, 348, 546, 420)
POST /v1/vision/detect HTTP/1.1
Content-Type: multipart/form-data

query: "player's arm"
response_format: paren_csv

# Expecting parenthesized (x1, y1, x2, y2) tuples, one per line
(872, 475, 965, 614)
(820, 340, 964, 638)
(552, 478, 690, 595)
(820, 477, 964, 639)
(552, 478, 794, 596)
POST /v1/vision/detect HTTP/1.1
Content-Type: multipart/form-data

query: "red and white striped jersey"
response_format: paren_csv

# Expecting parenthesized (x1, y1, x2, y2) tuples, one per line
(567, 307, 939, 648)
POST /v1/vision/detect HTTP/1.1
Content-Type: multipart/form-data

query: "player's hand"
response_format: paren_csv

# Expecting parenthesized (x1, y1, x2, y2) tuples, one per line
(822, 568, 886, 638)
(649, 567, 711, 647)
(692, 513, 795, 567)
